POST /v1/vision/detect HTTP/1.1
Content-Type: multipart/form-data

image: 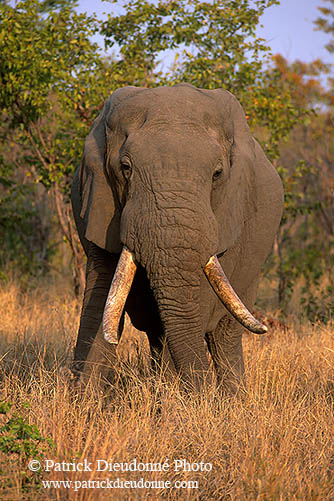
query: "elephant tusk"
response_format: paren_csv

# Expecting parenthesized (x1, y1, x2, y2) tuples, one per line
(204, 255, 267, 334)
(103, 246, 137, 344)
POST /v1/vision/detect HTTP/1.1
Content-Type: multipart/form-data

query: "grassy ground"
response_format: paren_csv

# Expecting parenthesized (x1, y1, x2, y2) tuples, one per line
(0, 278, 333, 500)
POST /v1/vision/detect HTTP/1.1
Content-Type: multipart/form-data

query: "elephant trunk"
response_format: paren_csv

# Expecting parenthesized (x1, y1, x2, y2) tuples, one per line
(102, 248, 267, 345)
(146, 246, 205, 375)
(102, 189, 267, 347)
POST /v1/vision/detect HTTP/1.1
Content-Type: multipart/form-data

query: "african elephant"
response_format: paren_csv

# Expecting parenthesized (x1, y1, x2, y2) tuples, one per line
(70, 83, 283, 392)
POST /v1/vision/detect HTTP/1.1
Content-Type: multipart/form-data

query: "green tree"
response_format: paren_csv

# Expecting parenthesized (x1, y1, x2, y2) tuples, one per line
(102, 0, 278, 91)
(315, 0, 334, 55)
(268, 21, 334, 320)
(0, 0, 111, 291)
(0, 155, 52, 282)
(102, 0, 304, 161)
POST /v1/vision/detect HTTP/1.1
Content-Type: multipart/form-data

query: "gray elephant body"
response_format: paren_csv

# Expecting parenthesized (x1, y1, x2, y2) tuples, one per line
(71, 84, 283, 390)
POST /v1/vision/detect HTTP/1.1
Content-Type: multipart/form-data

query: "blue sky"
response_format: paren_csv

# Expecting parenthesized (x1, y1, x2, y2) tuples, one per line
(258, 0, 331, 63)
(77, 0, 332, 65)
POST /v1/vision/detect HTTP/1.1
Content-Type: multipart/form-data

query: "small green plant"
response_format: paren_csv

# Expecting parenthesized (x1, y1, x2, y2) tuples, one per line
(0, 401, 54, 490)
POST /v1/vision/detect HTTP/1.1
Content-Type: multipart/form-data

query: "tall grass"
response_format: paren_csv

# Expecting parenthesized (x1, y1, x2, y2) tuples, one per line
(1, 278, 333, 500)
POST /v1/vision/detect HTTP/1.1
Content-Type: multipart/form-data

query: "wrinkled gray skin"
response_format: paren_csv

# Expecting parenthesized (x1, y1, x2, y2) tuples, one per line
(71, 84, 283, 392)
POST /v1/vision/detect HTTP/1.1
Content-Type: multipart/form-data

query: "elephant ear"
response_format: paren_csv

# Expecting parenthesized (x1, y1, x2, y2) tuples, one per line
(211, 89, 264, 253)
(73, 87, 140, 254)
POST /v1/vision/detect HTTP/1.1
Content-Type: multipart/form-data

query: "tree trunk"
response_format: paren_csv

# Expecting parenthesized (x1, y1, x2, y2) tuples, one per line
(53, 184, 85, 296)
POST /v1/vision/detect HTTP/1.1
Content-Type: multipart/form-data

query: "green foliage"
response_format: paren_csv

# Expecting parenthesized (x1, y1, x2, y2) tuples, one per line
(278, 161, 320, 223)
(0, 409, 52, 458)
(0, 0, 109, 191)
(38, 0, 79, 13)
(276, 128, 334, 321)
(315, 0, 334, 54)
(0, 150, 53, 281)
(0, 0, 109, 283)
(103, 0, 278, 90)
(102, 0, 304, 162)
(314, 0, 334, 106)
(0, 401, 54, 490)
(246, 71, 306, 160)
(261, 12, 334, 320)
(0, 401, 12, 414)
(300, 285, 334, 323)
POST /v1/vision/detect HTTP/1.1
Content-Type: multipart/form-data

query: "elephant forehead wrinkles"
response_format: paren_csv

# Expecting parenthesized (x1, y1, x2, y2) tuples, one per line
(123, 129, 223, 173)
(107, 86, 231, 139)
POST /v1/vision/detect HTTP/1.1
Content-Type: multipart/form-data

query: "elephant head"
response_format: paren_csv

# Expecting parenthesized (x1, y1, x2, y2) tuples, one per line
(72, 84, 283, 385)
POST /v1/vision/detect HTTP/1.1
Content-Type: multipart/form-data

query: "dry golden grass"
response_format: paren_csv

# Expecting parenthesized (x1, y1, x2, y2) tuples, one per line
(1, 278, 333, 500)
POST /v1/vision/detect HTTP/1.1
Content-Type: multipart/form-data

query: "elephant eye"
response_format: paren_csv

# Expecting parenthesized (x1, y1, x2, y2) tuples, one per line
(212, 168, 223, 181)
(121, 161, 132, 180)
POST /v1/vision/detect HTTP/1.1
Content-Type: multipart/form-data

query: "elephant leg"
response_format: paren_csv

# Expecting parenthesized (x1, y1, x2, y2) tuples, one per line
(205, 316, 245, 393)
(72, 243, 120, 385)
(165, 337, 210, 392)
(206, 279, 260, 393)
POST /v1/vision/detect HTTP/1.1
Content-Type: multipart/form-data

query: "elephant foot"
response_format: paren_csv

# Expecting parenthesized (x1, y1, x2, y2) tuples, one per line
(216, 371, 247, 399)
(57, 364, 89, 401)
(59, 343, 119, 396)
(58, 364, 76, 383)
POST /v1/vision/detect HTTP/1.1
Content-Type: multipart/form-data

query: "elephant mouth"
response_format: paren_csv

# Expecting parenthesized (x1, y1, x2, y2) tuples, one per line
(103, 246, 267, 344)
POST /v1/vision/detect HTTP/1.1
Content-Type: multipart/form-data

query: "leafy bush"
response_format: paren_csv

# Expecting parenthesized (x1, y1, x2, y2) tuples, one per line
(0, 401, 54, 491)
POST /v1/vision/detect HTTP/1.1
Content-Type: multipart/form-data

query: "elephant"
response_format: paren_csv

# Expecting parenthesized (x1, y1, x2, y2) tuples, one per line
(70, 83, 283, 392)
